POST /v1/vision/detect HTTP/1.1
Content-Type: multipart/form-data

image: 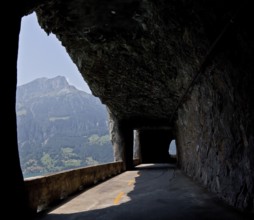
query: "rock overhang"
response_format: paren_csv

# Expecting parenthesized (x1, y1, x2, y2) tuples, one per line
(33, 0, 240, 126)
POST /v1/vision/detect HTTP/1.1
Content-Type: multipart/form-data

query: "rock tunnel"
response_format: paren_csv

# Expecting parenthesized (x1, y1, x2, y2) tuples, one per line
(5, 0, 254, 218)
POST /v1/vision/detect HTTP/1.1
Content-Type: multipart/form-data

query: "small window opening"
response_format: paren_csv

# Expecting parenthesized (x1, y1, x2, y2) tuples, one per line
(168, 140, 177, 157)
(133, 130, 139, 159)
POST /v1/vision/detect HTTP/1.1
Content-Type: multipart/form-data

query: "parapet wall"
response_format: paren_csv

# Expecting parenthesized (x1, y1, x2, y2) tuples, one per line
(25, 162, 126, 214)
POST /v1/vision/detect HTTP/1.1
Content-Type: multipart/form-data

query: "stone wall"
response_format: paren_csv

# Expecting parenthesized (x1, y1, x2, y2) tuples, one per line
(176, 50, 254, 211)
(25, 162, 124, 214)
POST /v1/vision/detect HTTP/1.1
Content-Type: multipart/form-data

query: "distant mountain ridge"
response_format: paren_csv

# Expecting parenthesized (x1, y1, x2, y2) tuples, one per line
(16, 76, 113, 178)
(17, 76, 89, 102)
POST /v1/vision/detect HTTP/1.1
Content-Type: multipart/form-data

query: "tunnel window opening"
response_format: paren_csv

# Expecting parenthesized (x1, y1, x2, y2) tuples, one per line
(16, 12, 113, 179)
(133, 129, 139, 159)
(168, 140, 177, 157)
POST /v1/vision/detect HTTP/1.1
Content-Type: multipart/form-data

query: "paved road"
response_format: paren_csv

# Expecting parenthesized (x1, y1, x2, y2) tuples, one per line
(37, 164, 253, 220)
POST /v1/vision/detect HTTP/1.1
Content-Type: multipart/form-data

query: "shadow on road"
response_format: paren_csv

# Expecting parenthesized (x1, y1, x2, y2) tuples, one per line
(36, 164, 253, 220)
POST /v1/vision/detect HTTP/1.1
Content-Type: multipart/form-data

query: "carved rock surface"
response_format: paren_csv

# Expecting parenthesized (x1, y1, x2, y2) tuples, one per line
(29, 0, 254, 212)
(36, 0, 225, 124)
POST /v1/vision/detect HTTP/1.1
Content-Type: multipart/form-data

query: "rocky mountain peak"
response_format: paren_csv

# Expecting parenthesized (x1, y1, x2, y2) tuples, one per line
(17, 76, 86, 101)
(46, 75, 69, 90)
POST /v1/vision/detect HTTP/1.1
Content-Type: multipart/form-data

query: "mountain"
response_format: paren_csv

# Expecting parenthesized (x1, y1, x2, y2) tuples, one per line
(16, 76, 113, 178)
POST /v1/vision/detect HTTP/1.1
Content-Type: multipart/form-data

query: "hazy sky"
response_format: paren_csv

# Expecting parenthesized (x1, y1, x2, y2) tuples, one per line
(18, 12, 91, 93)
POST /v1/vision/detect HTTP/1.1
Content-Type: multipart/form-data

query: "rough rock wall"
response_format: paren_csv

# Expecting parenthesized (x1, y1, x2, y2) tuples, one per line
(34, 0, 254, 211)
(35, 0, 215, 122)
(109, 110, 134, 169)
(175, 18, 254, 211)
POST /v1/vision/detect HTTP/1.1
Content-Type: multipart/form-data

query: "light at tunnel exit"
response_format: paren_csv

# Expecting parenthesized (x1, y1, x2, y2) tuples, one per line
(168, 140, 177, 156)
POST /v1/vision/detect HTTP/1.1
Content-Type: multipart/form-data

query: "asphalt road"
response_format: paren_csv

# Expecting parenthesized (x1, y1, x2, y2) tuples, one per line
(37, 163, 253, 220)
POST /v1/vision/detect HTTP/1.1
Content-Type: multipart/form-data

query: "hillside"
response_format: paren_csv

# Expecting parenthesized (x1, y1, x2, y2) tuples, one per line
(16, 76, 113, 178)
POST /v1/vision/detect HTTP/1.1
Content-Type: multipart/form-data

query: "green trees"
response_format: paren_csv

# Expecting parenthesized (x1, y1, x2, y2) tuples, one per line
(41, 153, 56, 172)
(21, 133, 113, 178)
(61, 147, 82, 168)
(89, 134, 110, 145)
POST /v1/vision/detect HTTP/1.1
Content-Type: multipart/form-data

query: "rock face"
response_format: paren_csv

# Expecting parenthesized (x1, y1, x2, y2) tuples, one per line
(10, 0, 254, 215)
(16, 76, 108, 139)
(175, 20, 254, 210)
(36, 0, 204, 124)
(176, 69, 254, 210)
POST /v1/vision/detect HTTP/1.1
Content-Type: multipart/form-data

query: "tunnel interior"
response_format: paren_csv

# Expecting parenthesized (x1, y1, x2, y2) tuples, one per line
(138, 128, 174, 163)
(5, 0, 254, 218)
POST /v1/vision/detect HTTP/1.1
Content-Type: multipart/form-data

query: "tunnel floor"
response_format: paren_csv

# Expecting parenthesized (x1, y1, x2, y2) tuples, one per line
(36, 164, 253, 220)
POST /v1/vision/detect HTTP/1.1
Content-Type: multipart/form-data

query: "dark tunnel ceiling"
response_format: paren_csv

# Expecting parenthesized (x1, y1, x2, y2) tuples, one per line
(27, 0, 240, 127)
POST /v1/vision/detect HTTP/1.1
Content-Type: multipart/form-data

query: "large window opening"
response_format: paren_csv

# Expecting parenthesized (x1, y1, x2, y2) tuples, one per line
(16, 13, 113, 178)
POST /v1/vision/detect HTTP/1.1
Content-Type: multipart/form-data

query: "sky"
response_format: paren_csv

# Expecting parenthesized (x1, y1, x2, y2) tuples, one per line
(18, 12, 91, 93)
